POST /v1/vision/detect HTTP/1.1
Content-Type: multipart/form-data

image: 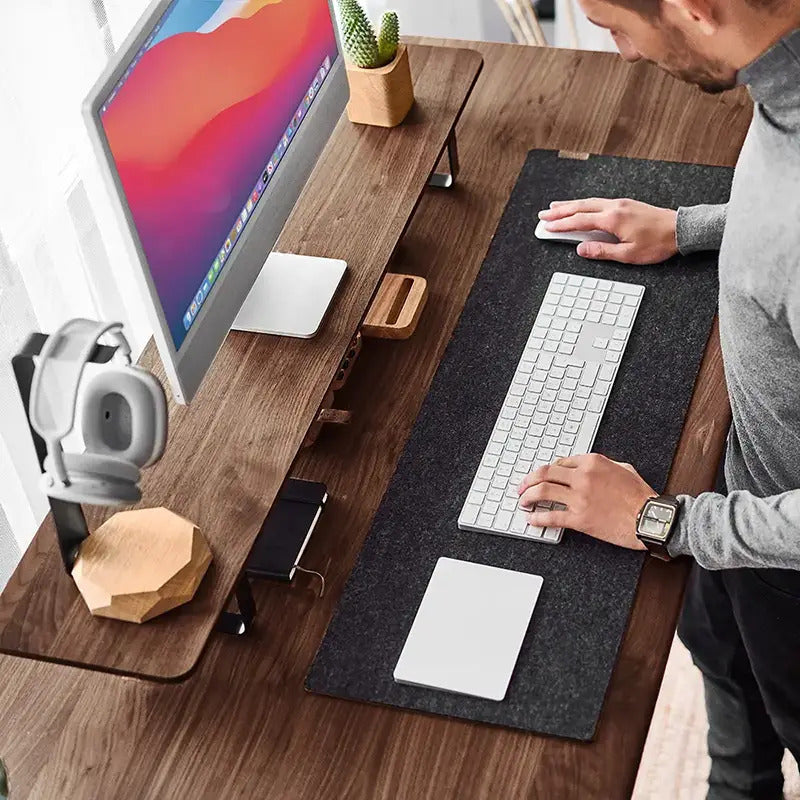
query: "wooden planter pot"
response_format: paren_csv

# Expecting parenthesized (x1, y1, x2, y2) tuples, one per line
(346, 44, 415, 128)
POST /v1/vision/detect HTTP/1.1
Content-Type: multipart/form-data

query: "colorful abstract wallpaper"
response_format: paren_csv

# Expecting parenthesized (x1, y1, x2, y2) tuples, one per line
(101, 0, 339, 348)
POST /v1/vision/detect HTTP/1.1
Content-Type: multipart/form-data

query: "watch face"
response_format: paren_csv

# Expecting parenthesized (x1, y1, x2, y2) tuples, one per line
(639, 501, 675, 542)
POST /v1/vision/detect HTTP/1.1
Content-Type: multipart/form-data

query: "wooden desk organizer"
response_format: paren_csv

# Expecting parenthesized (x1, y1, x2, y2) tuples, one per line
(363, 273, 428, 340)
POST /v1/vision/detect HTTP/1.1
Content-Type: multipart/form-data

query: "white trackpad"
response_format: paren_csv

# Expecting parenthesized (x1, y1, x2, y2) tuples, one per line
(535, 219, 618, 245)
(393, 558, 543, 701)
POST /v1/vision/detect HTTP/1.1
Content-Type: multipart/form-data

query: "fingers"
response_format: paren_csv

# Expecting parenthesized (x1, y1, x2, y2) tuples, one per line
(576, 240, 640, 264)
(519, 481, 570, 510)
(518, 462, 577, 493)
(527, 508, 572, 529)
(539, 198, 609, 220)
(540, 211, 611, 234)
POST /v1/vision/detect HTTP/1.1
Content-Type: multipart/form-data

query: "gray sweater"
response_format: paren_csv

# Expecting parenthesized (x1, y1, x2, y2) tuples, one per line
(668, 28, 800, 569)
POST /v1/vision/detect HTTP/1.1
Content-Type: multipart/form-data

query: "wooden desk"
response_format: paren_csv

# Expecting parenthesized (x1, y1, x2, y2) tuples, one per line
(0, 40, 751, 800)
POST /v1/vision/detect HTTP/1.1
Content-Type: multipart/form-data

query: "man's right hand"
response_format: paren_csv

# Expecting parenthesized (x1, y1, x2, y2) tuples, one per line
(538, 198, 678, 265)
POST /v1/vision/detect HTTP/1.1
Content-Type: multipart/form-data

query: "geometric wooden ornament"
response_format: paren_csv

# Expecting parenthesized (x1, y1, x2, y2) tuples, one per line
(71, 508, 212, 624)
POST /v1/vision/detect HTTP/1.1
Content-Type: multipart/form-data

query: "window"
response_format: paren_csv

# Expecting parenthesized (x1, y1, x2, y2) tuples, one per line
(0, 0, 152, 588)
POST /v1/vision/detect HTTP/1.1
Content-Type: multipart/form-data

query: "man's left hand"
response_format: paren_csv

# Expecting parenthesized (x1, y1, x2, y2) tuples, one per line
(518, 454, 656, 550)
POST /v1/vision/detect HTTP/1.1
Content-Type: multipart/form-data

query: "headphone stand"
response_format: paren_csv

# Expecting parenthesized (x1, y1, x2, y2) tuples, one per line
(12, 332, 256, 636)
(13, 332, 116, 574)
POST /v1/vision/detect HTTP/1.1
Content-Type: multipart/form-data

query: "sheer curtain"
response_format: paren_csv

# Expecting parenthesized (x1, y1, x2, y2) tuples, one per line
(0, 0, 154, 588)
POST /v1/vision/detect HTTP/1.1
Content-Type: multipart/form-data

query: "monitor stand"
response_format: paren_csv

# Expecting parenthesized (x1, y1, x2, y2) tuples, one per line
(232, 252, 347, 339)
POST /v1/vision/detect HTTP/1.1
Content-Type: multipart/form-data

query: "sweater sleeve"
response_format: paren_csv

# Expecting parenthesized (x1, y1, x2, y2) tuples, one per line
(667, 489, 800, 570)
(676, 203, 728, 254)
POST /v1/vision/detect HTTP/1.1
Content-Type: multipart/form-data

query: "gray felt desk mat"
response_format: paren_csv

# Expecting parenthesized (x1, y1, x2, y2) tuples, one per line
(306, 150, 732, 741)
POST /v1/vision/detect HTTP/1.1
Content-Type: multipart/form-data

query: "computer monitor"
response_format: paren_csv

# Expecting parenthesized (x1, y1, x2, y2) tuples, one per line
(84, 0, 349, 404)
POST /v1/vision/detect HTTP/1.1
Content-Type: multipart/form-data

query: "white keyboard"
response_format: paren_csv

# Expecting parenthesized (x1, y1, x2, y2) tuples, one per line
(458, 272, 644, 544)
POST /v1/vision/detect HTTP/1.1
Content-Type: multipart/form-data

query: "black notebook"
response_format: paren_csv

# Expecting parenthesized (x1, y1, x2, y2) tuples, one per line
(245, 479, 327, 581)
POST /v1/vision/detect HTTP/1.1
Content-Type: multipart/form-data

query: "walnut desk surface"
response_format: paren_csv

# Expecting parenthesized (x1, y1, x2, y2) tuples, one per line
(0, 39, 751, 800)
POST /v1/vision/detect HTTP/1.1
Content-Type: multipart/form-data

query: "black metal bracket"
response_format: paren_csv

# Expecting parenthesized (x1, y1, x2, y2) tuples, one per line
(428, 129, 460, 189)
(12, 333, 116, 574)
(215, 576, 256, 635)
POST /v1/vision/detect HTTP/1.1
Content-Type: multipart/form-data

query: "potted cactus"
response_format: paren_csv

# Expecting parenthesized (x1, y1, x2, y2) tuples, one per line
(0, 757, 7, 800)
(338, 0, 414, 127)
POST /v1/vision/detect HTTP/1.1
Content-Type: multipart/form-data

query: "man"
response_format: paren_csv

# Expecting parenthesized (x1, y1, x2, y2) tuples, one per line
(515, 0, 800, 797)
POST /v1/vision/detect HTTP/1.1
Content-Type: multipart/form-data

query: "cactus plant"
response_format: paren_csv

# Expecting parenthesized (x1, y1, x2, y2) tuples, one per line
(0, 757, 8, 800)
(377, 11, 399, 66)
(338, 0, 400, 68)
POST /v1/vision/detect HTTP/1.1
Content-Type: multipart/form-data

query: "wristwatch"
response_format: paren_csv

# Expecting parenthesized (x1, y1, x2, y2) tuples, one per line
(635, 495, 680, 561)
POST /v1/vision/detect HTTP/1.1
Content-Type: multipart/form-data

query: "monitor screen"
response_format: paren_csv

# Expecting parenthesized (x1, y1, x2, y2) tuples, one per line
(99, 0, 339, 350)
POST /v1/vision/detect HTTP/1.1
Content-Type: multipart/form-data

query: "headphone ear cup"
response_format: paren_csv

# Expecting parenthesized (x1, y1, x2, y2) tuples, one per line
(81, 366, 167, 468)
(42, 453, 141, 506)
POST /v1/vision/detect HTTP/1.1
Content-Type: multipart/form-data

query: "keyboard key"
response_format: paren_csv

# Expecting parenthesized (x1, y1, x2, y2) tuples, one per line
(595, 380, 611, 395)
(478, 512, 495, 528)
(576, 386, 591, 399)
(566, 274, 582, 286)
(586, 311, 602, 323)
(612, 329, 626, 341)
(558, 343, 574, 355)
(593, 337, 609, 349)
(538, 352, 555, 369)
(601, 313, 617, 325)
(566, 321, 582, 333)
(474, 478, 490, 492)
(511, 510, 528, 533)
(468, 491, 484, 506)
(580, 362, 600, 386)
(563, 332, 579, 344)
(552, 318, 567, 331)
(599, 363, 615, 381)
(482, 500, 500, 516)
(501, 496, 517, 512)
(552, 272, 567, 284)
(495, 509, 514, 531)
(461, 502, 482, 526)
(588, 395, 605, 413)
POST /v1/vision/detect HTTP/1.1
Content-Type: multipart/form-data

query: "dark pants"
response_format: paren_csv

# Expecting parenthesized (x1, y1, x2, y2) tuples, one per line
(678, 563, 800, 799)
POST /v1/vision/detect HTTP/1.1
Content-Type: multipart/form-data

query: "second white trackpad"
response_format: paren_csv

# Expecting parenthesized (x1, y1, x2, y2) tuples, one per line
(393, 558, 543, 701)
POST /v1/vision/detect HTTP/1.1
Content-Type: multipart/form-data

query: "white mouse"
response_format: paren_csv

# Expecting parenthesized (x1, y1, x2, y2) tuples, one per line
(535, 219, 619, 245)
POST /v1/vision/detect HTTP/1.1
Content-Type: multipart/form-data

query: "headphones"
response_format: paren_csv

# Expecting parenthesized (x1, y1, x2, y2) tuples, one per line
(29, 319, 168, 506)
